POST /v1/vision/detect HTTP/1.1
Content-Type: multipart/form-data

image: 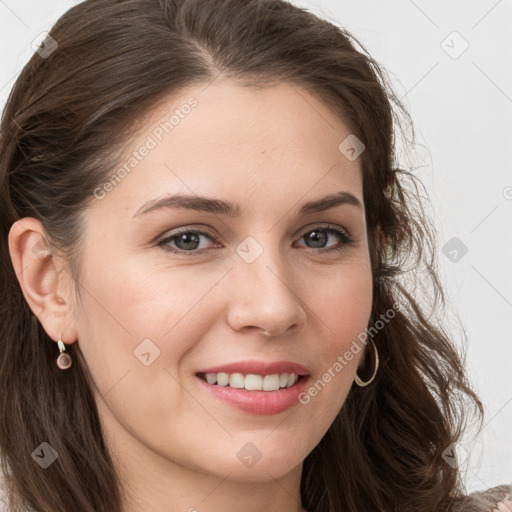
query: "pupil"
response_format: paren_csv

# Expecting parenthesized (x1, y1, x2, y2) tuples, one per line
(307, 230, 327, 248)
(177, 233, 200, 250)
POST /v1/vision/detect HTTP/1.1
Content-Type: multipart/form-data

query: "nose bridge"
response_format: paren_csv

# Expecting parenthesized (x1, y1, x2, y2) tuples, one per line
(226, 232, 306, 335)
(235, 231, 290, 291)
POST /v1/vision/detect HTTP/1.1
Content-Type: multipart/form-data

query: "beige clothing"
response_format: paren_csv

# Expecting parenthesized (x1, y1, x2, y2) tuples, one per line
(0, 477, 510, 510)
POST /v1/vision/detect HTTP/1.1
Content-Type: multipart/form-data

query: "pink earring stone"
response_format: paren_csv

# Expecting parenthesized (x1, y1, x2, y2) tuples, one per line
(56, 339, 72, 369)
(57, 354, 73, 370)
(57, 352, 72, 369)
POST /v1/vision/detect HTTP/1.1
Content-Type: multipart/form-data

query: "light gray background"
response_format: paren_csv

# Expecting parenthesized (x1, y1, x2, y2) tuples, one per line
(1, 0, 510, 495)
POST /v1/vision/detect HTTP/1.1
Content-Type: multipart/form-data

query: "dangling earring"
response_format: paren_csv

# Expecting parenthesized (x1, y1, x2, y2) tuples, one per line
(56, 337, 73, 370)
(354, 338, 379, 387)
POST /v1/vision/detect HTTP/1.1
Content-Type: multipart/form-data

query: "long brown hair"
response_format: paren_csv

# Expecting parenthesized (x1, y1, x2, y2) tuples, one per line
(0, 0, 499, 510)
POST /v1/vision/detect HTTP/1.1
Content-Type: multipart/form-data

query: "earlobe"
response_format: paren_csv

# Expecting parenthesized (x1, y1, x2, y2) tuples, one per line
(8, 217, 78, 344)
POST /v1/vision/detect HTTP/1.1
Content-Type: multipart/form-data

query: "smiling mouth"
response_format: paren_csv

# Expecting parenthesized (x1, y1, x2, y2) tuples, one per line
(196, 372, 306, 391)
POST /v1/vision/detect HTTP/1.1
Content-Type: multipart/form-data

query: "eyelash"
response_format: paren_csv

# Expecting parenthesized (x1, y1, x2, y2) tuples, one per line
(156, 224, 355, 256)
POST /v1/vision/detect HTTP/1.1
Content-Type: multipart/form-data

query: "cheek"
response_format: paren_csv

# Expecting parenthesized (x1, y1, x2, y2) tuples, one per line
(313, 261, 373, 353)
(73, 251, 225, 389)
(297, 262, 373, 418)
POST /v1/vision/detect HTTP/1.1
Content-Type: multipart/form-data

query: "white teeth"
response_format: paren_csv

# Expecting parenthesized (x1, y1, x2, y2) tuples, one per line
(216, 372, 229, 386)
(205, 373, 217, 384)
(263, 374, 280, 391)
(200, 372, 300, 391)
(245, 374, 263, 390)
(229, 373, 245, 388)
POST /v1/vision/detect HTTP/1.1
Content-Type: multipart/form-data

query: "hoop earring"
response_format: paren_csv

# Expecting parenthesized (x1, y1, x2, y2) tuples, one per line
(354, 338, 379, 387)
(56, 337, 73, 370)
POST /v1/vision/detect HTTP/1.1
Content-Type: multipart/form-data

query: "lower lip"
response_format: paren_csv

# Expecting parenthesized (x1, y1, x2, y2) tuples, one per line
(196, 375, 310, 415)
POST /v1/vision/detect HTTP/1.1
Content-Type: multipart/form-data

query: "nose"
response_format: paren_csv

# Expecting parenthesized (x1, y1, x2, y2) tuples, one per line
(226, 245, 307, 338)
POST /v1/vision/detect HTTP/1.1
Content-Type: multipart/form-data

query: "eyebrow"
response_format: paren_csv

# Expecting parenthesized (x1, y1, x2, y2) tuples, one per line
(132, 190, 362, 219)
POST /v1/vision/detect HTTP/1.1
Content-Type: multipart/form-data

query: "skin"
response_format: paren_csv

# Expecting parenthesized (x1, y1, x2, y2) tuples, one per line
(9, 80, 377, 512)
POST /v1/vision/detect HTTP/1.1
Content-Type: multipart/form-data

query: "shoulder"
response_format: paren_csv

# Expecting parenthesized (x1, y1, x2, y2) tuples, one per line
(495, 499, 512, 511)
(468, 484, 512, 511)
(0, 466, 34, 512)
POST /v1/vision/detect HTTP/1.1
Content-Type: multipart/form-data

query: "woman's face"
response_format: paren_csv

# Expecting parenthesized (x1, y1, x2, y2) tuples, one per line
(71, 80, 373, 482)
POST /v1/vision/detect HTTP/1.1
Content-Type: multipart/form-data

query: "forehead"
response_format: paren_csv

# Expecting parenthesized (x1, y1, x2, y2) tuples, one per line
(91, 80, 363, 220)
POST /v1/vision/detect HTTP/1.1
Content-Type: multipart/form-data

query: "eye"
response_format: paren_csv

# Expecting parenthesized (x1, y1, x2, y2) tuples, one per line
(158, 227, 217, 253)
(157, 224, 354, 255)
(294, 224, 354, 253)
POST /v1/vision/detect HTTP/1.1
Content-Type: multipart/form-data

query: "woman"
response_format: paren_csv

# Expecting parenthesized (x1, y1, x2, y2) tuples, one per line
(0, 0, 510, 510)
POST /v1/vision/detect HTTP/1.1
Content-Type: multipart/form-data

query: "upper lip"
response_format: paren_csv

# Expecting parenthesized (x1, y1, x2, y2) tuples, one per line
(196, 360, 310, 376)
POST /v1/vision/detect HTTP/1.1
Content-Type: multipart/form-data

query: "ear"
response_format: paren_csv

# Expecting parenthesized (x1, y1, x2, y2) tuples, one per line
(8, 217, 78, 346)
